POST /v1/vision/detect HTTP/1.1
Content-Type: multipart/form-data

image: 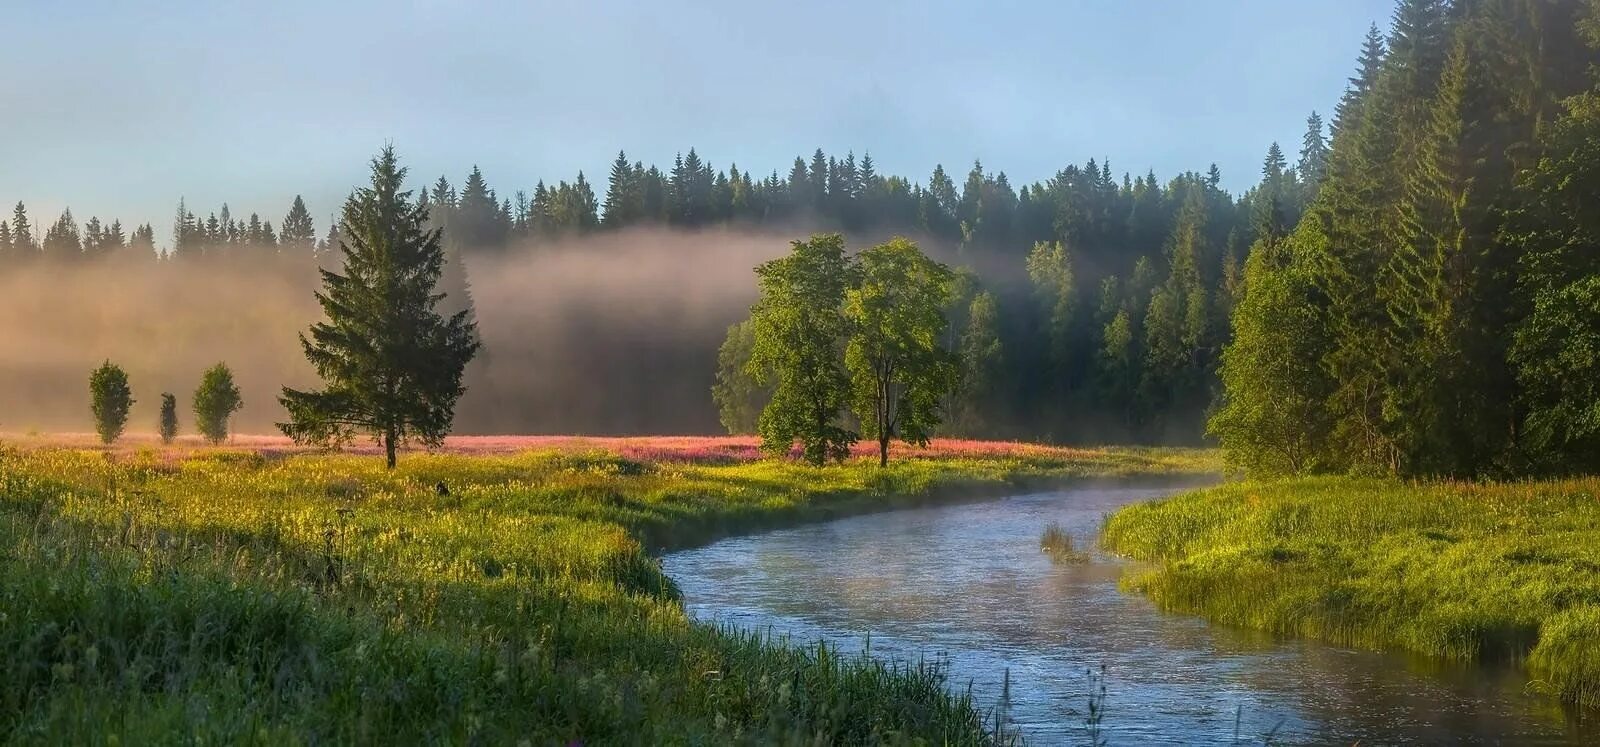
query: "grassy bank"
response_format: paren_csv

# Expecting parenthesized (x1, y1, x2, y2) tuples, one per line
(1101, 476, 1600, 709)
(0, 440, 1212, 743)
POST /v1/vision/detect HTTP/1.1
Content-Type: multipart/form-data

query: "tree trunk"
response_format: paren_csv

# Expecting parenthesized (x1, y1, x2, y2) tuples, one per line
(878, 432, 889, 468)
(385, 429, 397, 469)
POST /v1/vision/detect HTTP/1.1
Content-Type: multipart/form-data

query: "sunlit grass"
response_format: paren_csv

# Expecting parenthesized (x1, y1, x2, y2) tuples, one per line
(0, 440, 1215, 742)
(1101, 476, 1600, 709)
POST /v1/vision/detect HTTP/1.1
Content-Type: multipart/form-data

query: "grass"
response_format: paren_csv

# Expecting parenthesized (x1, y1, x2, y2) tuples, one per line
(1039, 522, 1089, 564)
(0, 437, 1215, 744)
(1100, 476, 1600, 710)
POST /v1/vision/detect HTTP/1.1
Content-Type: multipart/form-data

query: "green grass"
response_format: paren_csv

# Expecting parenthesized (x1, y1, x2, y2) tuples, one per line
(1039, 522, 1088, 564)
(0, 443, 1213, 744)
(1100, 476, 1600, 709)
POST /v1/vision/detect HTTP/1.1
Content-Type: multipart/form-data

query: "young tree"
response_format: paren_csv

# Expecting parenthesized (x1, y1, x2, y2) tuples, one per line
(748, 233, 856, 464)
(950, 290, 1004, 435)
(159, 392, 178, 444)
(88, 361, 133, 444)
(845, 237, 958, 467)
(279, 147, 480, 468)
(193, 363, 243, 444)
(712, 319, 767, 434)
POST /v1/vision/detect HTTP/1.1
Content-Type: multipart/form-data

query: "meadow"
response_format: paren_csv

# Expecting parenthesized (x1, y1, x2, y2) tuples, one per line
(1101, 477, 1600, 710)
(0, 435, 1213, 744)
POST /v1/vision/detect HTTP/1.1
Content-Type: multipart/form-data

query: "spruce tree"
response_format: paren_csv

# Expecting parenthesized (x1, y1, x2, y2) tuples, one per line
(602, 150, 637, 227)
(43, 209, 81, 260)
(1298, 112, 1330, 199)
(10, 202, 36, 259)
(281, 195, 317, 254)
(279, 147, 480, 468)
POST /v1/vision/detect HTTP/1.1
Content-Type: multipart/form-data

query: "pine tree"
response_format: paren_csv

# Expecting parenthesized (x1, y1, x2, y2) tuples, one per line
(131, 224, 157, 258)
(279, 147, 480, 468)
(42, 209, 82, 260)
(281, 195, 317, 254)
(602, 150, 637, 226)
(1298, 111, 1331, 199)
(9, 203, 33, 259)
(104, 219, 126, 252)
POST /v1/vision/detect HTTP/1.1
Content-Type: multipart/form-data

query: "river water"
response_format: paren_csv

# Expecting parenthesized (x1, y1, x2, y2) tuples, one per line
(661, 480, 1598, 745)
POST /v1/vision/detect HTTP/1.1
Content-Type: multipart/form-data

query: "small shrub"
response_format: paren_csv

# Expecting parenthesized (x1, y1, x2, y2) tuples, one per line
(193, 363, 243, 444)
(1040, 522, 1088, 563)
(88, 361, 134, 444)
(159, 392, 178, 444)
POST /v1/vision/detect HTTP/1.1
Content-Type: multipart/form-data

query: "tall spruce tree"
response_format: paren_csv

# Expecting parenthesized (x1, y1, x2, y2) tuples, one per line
(279, 147, 480, 468)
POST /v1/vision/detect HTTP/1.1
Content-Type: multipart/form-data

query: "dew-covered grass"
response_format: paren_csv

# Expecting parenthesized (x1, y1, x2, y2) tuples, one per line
(1101, 476, 1600, 709)
(0, 440, 1213, 743)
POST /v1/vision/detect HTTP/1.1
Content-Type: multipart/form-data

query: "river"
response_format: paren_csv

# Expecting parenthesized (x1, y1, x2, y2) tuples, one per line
(661, 480, 1598, 745)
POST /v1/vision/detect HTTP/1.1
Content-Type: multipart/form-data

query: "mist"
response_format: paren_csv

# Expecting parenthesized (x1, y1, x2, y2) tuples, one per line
(0, 227, 813, 436)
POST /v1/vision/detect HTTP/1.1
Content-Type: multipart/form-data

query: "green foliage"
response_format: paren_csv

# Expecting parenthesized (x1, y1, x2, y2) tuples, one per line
(158, 392, 177, 444)
(193, 363, 242, 445)
(1510, 87, 1600, 472)
(748, 234, 857, 465)
(711, 320, 765, 435)
(278, 147, 480, 468)
(950, 290, 1005, 435)
(1208, 235, 1333, 476)
(1102, 476, 1600, 708)
(845, 238, 958, 466)
(87, 361, 132, 444)
(1213, 0, 1600, 477)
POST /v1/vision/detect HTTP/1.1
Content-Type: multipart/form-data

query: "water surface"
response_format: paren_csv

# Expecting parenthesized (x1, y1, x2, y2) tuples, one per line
(662, 480, 1598, 745)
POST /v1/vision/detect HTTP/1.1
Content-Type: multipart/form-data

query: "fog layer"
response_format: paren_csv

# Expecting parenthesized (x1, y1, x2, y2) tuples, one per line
(0, 227, 803, 435)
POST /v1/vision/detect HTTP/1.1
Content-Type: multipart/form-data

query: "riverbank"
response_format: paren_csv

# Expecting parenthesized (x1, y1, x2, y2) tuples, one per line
(1101, 476, 1600, 709)
(0, 439, 1214, 743)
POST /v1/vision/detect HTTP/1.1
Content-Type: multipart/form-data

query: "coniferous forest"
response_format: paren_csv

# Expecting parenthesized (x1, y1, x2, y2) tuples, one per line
(5, 0, 1600, 481)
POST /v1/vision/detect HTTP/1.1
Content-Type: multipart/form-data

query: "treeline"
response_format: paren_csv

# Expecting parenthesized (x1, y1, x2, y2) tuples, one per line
(6, 79, 1352, 443)
(1213, 0, 1600, 477)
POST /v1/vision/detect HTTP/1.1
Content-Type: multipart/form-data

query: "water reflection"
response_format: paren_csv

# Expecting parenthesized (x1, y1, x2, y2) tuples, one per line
(662, 480, 1598, 745)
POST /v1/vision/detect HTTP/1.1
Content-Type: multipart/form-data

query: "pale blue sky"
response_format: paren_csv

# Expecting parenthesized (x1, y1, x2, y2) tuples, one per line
(2, 0, 1394, 246)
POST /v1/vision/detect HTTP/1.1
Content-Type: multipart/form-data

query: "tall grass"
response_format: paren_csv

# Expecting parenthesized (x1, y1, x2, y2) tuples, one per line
(1040, 522, 1089, 563)
(1101, 476, 1600, 709)
(0, 442, 1211, 742)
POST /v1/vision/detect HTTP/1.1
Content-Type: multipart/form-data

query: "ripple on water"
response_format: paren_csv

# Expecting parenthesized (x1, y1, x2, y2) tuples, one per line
(662, 481, 1599, 745)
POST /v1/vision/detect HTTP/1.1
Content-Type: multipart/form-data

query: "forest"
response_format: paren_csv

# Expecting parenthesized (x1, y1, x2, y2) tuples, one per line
(0, 119, 1319, 444)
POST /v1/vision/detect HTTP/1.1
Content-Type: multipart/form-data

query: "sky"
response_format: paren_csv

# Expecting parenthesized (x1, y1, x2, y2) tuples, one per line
(1, 0, 1395, 248)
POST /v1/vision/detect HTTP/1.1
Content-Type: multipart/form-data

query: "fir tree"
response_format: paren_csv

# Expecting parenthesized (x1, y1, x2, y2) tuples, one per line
(279, 147, 480, 468)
